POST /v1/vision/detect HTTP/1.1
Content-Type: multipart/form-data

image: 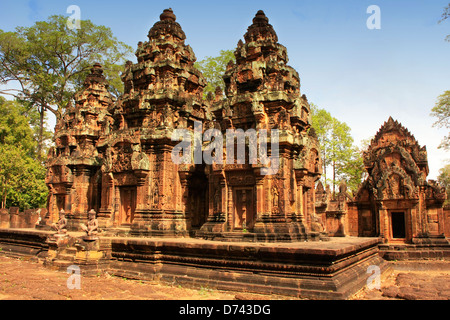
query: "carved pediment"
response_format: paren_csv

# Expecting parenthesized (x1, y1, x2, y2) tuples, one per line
(374, 166, 418, 200)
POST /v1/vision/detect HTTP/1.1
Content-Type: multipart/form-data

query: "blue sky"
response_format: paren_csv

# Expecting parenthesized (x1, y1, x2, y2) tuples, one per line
(1, 0, 449, 179)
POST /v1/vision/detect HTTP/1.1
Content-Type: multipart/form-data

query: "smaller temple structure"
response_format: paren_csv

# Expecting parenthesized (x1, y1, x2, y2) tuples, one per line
(344, 117, 447, 244)
(46, 63, 115, 230)
(315, 180, 353, 237)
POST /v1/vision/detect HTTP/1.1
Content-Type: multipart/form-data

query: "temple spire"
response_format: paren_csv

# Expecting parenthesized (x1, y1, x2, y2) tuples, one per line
(148, 8, 186, 41)
(160, 8, 176, 21)
(244, 10, 278, 43)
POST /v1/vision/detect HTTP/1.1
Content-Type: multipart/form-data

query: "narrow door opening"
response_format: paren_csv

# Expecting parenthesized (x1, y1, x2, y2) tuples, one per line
(119, 187, 136, 225)
(391, 212, 406, 239)
(56, 195, 65, 213)
(233, 188, 255, 231)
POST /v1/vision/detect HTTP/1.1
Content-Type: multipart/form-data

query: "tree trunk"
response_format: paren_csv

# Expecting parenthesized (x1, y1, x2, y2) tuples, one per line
(2, 190, 6, 209)
(332, 159, 336, 199)
(37, 105, 45, 162)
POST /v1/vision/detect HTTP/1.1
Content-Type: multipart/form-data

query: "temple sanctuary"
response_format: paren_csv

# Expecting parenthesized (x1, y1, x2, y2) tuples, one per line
(38, 8, 450, 246)
(0, 8, 448, 300)
(45, 9, 323, 242)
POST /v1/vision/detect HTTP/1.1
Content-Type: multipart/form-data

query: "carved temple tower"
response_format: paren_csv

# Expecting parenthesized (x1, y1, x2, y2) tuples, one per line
(198, 11, 323, 241)
(96, 8, 210, 236)
(46, 63, 115, 229)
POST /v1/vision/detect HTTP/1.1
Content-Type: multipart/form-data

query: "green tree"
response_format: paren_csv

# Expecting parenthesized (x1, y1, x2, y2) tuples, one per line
(431, 90, 450, 150)
(0, 15, 133, 159)
(195, 49, 235, 97)
(0, 145, 48, 210)
(437, 164, 450, 205)
(328, 117, 355, 195)
(432, 5, 450, 148)
(310, 104, 365, 195)
(439, 2, 450, 41)
(339, 143, 367, 196)
(0, 97, 48, 209)
(310, 104, 333, 182)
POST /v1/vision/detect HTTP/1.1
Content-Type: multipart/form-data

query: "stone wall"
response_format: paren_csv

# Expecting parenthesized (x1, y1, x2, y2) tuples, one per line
(444, 205, 450, 238)
(0, 208, 46, 229)
(346, 202, 359, 237)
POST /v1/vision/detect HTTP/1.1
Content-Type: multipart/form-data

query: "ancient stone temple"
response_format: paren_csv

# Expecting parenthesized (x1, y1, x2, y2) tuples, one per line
(198, 10, 323, 241)
(46, 63, 115, 230)
(351, 117, 448, 244)
(5, 9, 433, 300)
(95, 8, 210, 236)
(44, 9, 323, 242)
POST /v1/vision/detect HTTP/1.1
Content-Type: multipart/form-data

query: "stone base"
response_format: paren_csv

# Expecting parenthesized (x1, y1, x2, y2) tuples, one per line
(0, 229, 391, 299)
(45, 233, 72, 261)
(379, 238, 450, 261)
(108, 237, 389, 299)
(411, 235, 450, 245)
(0, 229, 50, 261)
(196, 230, 319, 242)
(44, 235, 111, 276)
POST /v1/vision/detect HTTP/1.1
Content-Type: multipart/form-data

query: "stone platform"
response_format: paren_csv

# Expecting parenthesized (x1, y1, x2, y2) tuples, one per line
(379, 242, 450, 261)
(0, 228, 389, 299)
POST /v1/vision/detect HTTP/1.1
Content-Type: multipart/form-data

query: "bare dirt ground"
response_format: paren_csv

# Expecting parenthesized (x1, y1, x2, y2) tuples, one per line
(0, 255, 291, 300)
(0, 255, 449, 300)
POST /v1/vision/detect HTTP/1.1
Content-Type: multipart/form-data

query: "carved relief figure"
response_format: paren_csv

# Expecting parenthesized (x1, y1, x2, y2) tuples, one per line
(272, 186, 279, 208)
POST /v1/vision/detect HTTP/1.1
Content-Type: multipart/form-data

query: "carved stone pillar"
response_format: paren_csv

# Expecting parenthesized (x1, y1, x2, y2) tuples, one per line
(378, 202, 389, 242)
(98, 172, 114, 228)
(419, 185, 428, 236)
(297, 182, 304, 221)
(255, 176, 264, 220)
(178, 169, 191, 229)
(226, 179, 233, 230)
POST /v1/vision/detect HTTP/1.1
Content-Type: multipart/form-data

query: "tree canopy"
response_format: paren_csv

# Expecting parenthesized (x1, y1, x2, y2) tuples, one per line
(195, 49, 235, 97)
(432, 5, 450, 149)
(0, 15, 133, 159)
(431, 91, 450, 150)
(0, 97, 47, 210)
(310, 103, 366, 196)
(437, 163, 450, 206)
(439, 2, 450, 41)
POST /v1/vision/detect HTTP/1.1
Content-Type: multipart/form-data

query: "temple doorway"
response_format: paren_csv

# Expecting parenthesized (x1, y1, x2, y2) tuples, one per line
(119, 187, 136, 225)
(391, 211, 406, 239)
(233, 188, 255, 231)
(188, 168, 208, 230)
(56, 195, 65, 212)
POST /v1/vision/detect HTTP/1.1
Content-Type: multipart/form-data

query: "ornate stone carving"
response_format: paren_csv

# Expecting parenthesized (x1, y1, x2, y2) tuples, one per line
(353, 117, 448, 243)
(45, 9, 326, 242)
